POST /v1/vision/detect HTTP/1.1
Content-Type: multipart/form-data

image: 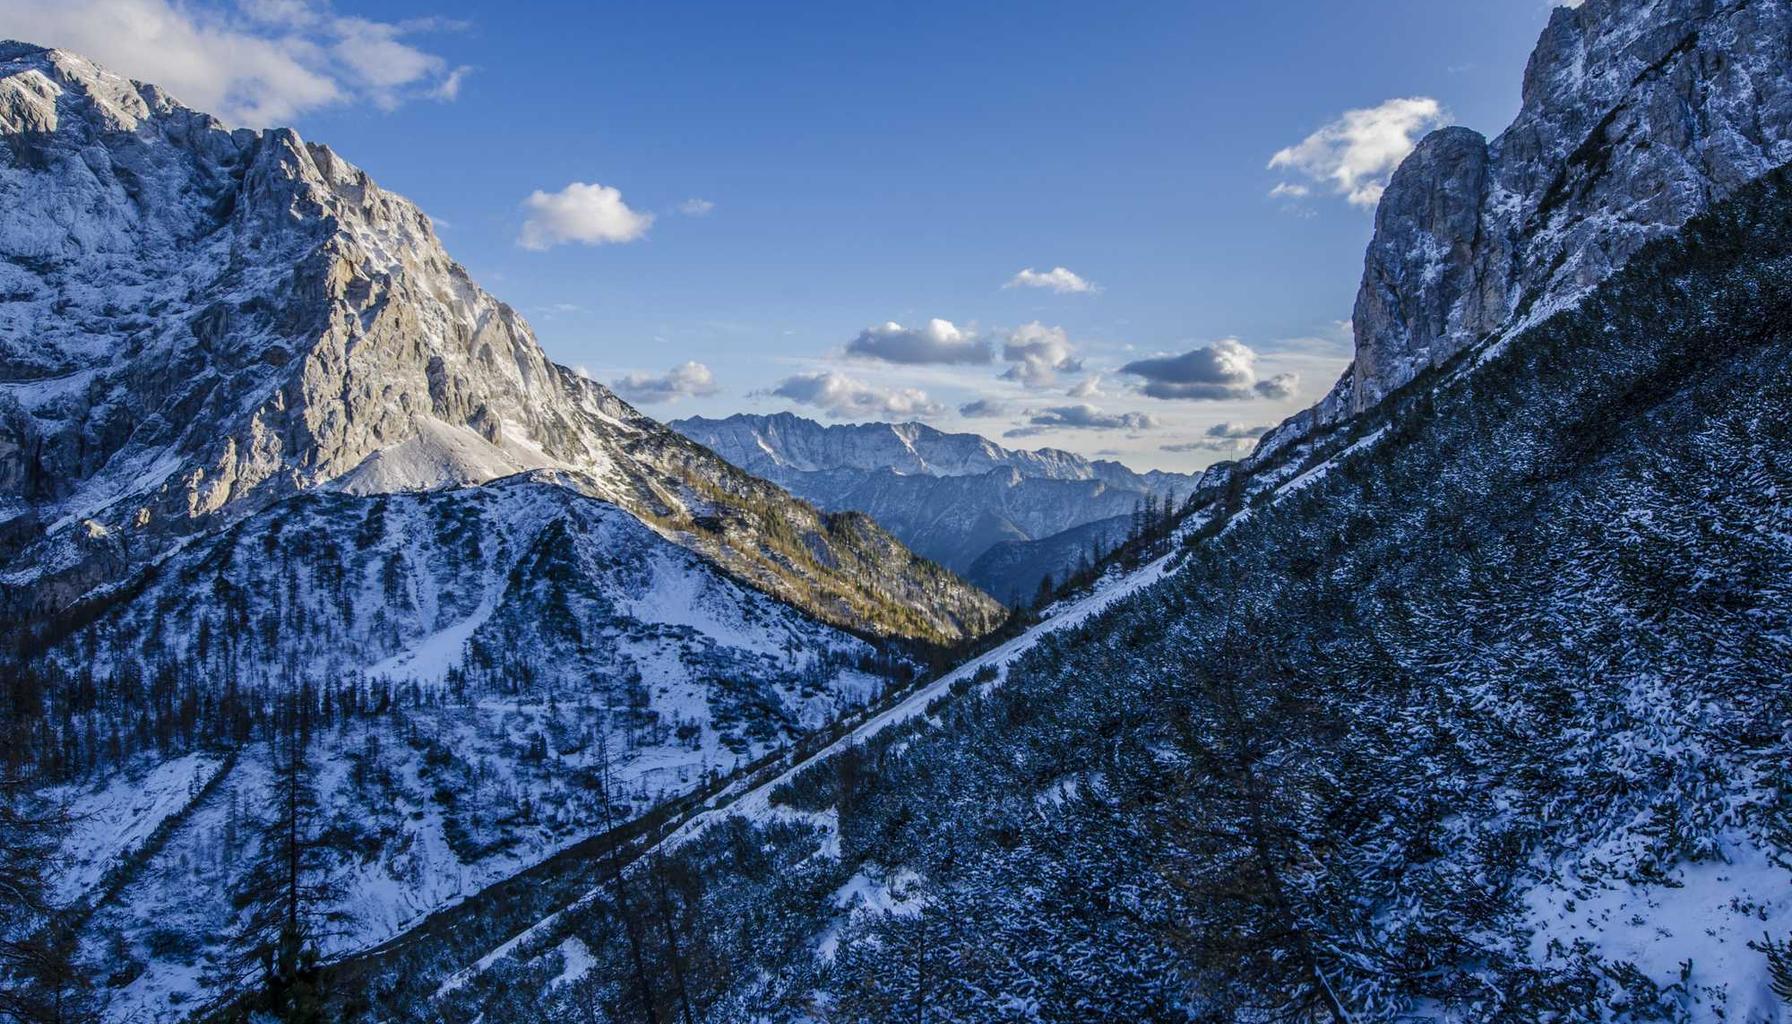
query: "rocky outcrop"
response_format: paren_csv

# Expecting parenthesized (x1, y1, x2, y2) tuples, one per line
(0, 43, 1002, 643)
(1350, 127, 1504, 411)
(1306, 0, 1792, 425)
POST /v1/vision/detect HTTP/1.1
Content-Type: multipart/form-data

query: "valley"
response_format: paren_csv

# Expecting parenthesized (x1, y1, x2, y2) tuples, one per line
(3, 0, 1792, 1020)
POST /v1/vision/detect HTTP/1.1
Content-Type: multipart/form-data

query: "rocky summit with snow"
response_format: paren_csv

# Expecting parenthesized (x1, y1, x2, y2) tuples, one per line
(673, 412, 1198, 603)
(6, 0, 1792, 1021)
(0, 42, 1000, 646)
(1259, 0, 1792, 458)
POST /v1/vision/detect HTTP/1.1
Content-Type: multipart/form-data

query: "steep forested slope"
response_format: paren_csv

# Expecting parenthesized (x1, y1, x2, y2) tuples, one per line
(7, 475, 923, 1017)
(418, 158, 1792, 1024)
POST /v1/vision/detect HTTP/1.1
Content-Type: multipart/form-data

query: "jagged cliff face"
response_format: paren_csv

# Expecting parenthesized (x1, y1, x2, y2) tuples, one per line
(0, 44, 1001, 643)
(1336, 0, 1792, 417)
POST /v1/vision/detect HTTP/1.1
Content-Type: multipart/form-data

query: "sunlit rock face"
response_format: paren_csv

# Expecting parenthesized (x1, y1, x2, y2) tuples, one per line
(1283, 0, 1792, 434)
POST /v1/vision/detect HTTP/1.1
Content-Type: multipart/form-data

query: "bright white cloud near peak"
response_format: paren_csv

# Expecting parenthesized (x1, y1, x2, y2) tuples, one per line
(1269, 96, 1450, 207)
(1006, 266, 1098, 294)
(518, 182, 655, 250)
(1001, 323, 1083, 388)
(0, 0, 470, 125)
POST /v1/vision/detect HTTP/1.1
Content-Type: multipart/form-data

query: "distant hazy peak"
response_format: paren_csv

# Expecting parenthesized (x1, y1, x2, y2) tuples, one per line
(673, 411, 1183, 488)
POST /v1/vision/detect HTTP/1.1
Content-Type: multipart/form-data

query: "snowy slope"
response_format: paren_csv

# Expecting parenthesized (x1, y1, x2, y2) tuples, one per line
(436, 534, 1191, 1000)
(33, 476, 902, 1020)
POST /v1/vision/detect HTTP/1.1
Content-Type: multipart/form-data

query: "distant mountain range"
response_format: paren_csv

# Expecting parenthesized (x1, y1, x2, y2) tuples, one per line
(673, 412, 1199, 603)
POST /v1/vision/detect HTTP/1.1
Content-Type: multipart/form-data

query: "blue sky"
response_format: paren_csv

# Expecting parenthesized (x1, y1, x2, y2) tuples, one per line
(11, 0, 1570, 470)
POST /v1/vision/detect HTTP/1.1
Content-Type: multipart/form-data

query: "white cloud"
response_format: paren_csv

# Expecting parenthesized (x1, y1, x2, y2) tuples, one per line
(1269, 182, 1311, 199)
(678, 198, 715, 216)
(845, 319, 991, 366)
(613, 361, 719, 405)
(767, 371, 942, 420)
(1006, 404, 1157, 438)
(1001, 322, 1082, 388)
(518, 182, 655, 250)
(0, 0, 471, 125)
(1067, 373, 1105, 398)
(1269, 97, 1449, 208)
(957, 398, 1007, 418)
(1006, 266, 1099, 294)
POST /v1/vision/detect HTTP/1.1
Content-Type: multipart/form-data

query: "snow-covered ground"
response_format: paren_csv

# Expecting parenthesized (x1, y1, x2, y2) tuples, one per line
(445, 545, 1185, 994)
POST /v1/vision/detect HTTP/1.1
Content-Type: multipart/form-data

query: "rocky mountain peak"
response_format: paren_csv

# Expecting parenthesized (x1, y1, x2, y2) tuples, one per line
(0, 42, 1001, 642)
(1319, 0, 1792, 422)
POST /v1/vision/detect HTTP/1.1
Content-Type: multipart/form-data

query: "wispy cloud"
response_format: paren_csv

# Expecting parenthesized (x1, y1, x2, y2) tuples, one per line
(1254, 372, 1299, 400)
(1161, 421, 1271, 454)
(1006, 266, 1099, 294)
(1269, 97, 1449, 207)
(1005, 404, 1157, 438)
(0, 0, 471, 125)
(677, 197, 716, 216)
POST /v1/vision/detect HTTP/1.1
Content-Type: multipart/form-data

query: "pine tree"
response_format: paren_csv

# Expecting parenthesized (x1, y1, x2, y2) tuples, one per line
(594, 728, 661, 1024)
(648, 854, 697, 1024)
(1753, 935, 1792, 1005)
(218, 689, 339, 1021)
(1155, 630, 1356, 1023)
(0, 775, 89, 1024)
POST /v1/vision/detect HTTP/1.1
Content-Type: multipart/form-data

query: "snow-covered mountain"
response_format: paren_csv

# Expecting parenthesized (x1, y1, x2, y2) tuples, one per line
(379, 3, 1792, 1021)
(0, 40, 1004, 1021)
(673, 412, 1198, 602)
(29, 477, 903, 1017)
(0, 42, 1000, 646)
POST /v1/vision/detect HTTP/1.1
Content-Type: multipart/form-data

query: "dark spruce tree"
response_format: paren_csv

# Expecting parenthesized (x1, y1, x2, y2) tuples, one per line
(217, 686, 341, 1022)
